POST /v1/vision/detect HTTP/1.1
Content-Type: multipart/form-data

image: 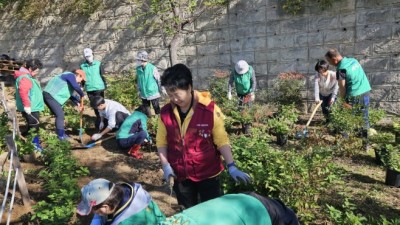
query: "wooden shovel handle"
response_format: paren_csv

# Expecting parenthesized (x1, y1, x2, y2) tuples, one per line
(79, 98, 84, 128)
(306, 101, 323, 128)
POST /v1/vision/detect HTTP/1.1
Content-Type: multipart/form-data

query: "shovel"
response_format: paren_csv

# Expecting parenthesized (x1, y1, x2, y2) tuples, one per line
(79, 98, 84, 144)
(72, 135, 115, 149)
(296, 101, 323, 139)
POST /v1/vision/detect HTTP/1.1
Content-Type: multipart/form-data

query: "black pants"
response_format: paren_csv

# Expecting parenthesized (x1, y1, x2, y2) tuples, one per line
(141, 98, 160, 116)
(117, 130, 147, 150)
(43, 91, 64, 130)
(173, 176, 222, 209)
(22, 111, 40, 135)
(100, 111, 129, 132)
(87, 90, 104, 129)
(245, 192, 300, 225)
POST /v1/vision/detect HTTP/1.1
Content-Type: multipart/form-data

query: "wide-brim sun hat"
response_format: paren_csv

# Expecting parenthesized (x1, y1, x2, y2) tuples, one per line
(235, 60, 249, 75)
(83, 48, 93, 57)
(136, 50, 149, 61)
(76, 178, 115, 216)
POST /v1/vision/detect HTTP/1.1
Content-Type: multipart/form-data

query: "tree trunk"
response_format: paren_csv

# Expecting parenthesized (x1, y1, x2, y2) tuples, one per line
(169, 32, 183, 66)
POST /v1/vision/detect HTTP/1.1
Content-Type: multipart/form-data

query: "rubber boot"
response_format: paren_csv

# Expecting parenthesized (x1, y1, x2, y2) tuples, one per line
(32, 136, 43, 152)
(128, 144, 143, 159)
(56, 129, 69, 141)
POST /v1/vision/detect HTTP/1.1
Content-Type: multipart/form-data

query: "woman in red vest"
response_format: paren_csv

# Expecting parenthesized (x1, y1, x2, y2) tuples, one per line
(156, 64, 250, 209)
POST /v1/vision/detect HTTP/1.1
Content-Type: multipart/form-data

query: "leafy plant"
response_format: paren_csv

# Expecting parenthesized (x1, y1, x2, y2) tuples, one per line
(105, 72, 141, 111)
(267, 104, 298, 135)
(326, 198, 367, 225)
(380, 144, 400, 171)
(0, 112, 10, 150)
(269, 71, 305, 107)
(282, 0, 338, 15)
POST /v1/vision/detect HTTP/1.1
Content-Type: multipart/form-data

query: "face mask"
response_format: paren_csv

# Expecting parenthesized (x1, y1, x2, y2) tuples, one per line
(136, 60, 142, 67)
(85, 55, 94, 63)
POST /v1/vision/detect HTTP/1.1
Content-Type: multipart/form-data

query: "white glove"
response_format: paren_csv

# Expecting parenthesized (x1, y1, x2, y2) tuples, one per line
(99, 122, 104, 130)
(250, 92, 255, 101)
(227, 92, 232, 100)
(24, 107, 31, 114)
(162, 163, 176, 181)
(91, 133, 102, 141)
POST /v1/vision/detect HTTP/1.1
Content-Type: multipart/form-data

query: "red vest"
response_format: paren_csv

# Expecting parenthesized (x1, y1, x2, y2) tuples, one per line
(160, 101, 224, 182)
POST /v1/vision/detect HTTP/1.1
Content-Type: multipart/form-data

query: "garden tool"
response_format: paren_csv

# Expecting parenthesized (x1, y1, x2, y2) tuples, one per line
(72, 135, 115, 149)
(296, 101, 322, 139)
(79, 98, 84, 144)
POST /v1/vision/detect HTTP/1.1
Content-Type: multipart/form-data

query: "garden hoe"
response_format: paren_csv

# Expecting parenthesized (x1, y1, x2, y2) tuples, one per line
(79, 98, 84, 145)
(296, 101, 322, 139)
(72, 135, 115, 149)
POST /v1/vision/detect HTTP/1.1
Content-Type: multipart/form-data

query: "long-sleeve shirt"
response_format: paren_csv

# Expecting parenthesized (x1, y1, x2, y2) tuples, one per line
(99, 99, 130, 130)
(314, 70, 338, 102)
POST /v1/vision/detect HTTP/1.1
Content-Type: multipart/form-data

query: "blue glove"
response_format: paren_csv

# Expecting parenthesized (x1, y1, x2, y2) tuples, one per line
(228, 166, 251, 184)
(90, 214, 105, 225)
(162, 163, 176, 181)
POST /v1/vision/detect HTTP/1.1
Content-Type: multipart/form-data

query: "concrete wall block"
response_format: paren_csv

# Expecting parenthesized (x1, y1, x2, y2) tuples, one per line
(265, 6, 279, 21)
(145, 37, 163, 48)
(231, 52, 254, 65)
(197, 44, 219, 55)
(114, 5, 132, 17)
(339, 13, 356, 27)
(324, 28, 355, 44)
(255, 51, 268, 63)
(280, 17, 309, 34)
(357, 9, 393, 25)
(280, 47, 308, 61)
(230, 39, 243, 52)
(369, 72, 400, 85)
(354, 41, 373, 56)
(374, 39, 400, 54)
(254, 64, 268, 76)
(180, 46, 196, 56)
(356, 0, 400, 9)
(394, 7, 400, 21)
(207, 55, 220, 67)
(206, 30, 223, 42)
(107, 19, 129, 30)
(390, 55, 400, 70)
(370, 87, 400, 105)
(392, 24, 400, 38)
(360, 57, 390, 71)
(195, 33, 207, 43)
(309, 15, 339, 31)
(84, 20, 108, 31)
(267, 35, 294, 49)
(252, 7, 267, 23)
(356, 24, 392, 41)
(266, 21, 280, 35)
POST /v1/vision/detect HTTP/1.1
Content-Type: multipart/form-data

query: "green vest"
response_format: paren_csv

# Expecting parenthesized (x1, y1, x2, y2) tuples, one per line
(80, 60, 105, 91)
(117, 111, 148, 139)
(44, 73, 74, 105)
(337, 57, 371, 97)
(118, 201, 165, 225)
(15, 75, 44, 112)
(136, 63, 159, 98)
(159, 194, 272, 225)
(233, 66, 253, 95)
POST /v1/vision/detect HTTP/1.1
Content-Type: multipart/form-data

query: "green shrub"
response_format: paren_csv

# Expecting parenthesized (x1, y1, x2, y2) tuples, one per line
(269, 72, 305, 107)
(105, 72, 141, 111)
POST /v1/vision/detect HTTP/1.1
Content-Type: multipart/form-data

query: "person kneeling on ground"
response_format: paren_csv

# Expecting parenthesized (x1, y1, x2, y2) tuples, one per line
(90, 96, 130, 141)
(43, 69, 86, 140)
(116, 106, 151, 159)
(77, 178, 300, 225)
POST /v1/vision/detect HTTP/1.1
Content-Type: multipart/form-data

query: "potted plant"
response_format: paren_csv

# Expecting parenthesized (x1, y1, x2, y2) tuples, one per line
(380, 144, 400, 187)
(267, 104, 298, 146)
(369, 132, 396, 165)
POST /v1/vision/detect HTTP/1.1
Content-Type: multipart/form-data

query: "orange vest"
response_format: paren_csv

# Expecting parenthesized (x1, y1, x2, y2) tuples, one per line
(160, 101, 224, 182)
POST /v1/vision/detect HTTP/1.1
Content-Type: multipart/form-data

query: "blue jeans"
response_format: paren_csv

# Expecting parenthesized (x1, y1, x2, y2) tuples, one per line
(117, 130, 147, 150)
(347, 92, 370, 144)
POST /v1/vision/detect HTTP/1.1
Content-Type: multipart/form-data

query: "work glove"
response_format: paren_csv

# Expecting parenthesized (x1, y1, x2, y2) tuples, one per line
(250, 92, 255, 101)
(24, 107, 31, 115)
(229, 166, 251, 184)
(227, 92, 232, 100)
(91, 133, 102, 141)
(99, 121, 104, 130)
(162, 163, 176, 182)
(315, 100, 321, 104)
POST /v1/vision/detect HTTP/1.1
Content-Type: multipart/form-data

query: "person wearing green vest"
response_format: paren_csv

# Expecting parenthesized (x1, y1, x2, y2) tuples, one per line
(77, 178, 299, 225)
(43, 70, 86, 140)
(325, 48, 372, 149)
(136, 50, 163, 117)
(77, 178, 166, 225)
(81, 48, 107, 130)
(227, 60, 257, 134)
(116, 106, 151, 159)
(14, 59, 44, 151)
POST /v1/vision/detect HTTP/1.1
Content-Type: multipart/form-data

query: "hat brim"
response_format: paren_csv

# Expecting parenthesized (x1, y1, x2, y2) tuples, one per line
(76, 200, 92, 216)
(235, 67, 249, 74)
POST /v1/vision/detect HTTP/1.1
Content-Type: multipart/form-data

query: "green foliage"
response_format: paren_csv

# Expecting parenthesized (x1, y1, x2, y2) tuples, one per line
(64, 104, 82, 131)
(380, 144, 400, 171)
(326, 198, 367, 225)
(105, 72, 141, 111)
(130, 0, 228, 36)
(269, 72, 305, 107)
(13, 0, 102, 20)
(282, 0, 337, 15)
(15, 129, 35, 157)
(31, 129, 89, 224)
(267, 104, 298, 135)
(223, 133, 338, 222)
(369, 132, 396, 145)
(0, 0, 13, 10)
(0, 112, 10, 150)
